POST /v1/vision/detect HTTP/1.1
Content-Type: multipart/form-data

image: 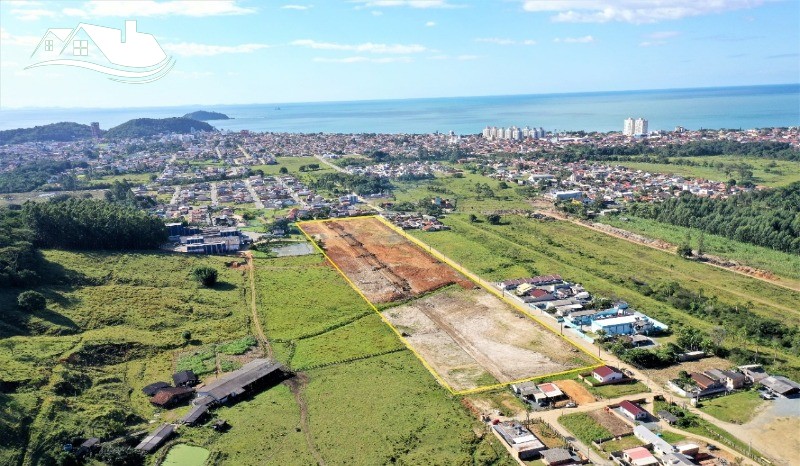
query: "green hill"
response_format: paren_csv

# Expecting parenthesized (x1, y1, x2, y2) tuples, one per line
(104, 117, 214, 139)
(182, 110, 230, 121)
(0, 122, 94, 145)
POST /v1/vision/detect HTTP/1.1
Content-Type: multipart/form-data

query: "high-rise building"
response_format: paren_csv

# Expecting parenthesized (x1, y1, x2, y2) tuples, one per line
(623, 118, 635, 136)
(634, 118, 648, 136)
(90, 122, 100, 138)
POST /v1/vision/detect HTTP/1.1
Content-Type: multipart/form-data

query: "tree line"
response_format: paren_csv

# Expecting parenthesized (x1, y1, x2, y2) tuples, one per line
(310, 172, 393, 196)
(549, 140, 800, 162)
(627, 182, 800, 253)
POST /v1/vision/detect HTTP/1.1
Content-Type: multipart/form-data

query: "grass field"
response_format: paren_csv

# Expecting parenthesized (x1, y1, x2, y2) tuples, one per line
(698, 390, 765, 424)
(600, 215, 800, 284)
(251, 155, 335, 177)
(407, 214, 800, 376)
(0, 250, 251, 466)
(614, 156, 800, 187)
(585, 381, 650, 399)
(558, 412, 612, 447)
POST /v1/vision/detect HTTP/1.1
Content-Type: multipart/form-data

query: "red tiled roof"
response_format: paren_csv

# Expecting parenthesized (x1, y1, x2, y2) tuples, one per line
(620, 400, 645, 416)
(592, 365, 618, 378)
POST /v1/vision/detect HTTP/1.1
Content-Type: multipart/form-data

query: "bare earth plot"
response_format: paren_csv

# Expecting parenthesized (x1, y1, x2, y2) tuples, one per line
(301, 217, 474, 303)
(382, 287, 594, 391)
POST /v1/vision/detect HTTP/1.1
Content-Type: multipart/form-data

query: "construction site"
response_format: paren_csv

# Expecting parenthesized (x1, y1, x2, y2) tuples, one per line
(299, 217, 596, 393)
(300, 217, 474, 303)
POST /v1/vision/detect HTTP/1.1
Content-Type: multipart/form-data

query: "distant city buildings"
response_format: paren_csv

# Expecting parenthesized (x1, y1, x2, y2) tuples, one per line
(482, 125, 545, 140)
(623, 117, 648, 136)
(90, 122, 100, 138)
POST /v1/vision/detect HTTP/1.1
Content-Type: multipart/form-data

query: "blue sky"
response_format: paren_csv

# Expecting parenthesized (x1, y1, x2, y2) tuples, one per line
(0, 0, 798, 108)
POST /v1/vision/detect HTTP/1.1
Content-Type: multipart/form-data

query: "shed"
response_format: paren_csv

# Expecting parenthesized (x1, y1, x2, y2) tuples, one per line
(196, 359, 283, 405)
(760, 375, 800, 396)
(150, 386, 195, 407)
(135, 423, 174, 453)
(541, 448, 573, 466)
(657, 410, 678, 425)
(181, 404, 209, 426)
(75, 438, 100, 457)
(142, 382, 171, 397)
(173, 370, 199, 387)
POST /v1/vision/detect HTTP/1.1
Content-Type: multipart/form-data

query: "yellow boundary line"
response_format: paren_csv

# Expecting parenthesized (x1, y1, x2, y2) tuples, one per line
(298, 215, 602, 396)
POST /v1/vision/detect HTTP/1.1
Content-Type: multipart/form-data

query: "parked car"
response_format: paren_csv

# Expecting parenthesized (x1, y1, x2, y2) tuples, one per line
(564, 401, 577, 408)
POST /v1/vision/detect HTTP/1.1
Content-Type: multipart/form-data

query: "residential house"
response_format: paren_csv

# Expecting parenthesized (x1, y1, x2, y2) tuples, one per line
(540, 448, 575, 466)
(173, 370, 199, 387)
(142, 381, 171, 396)
(622, 446, 659, 466)
(619, 400, 648, 421)
(592, 365, 624, 384)
(493, 421, 546, 460)
(633, 425, 675, 456)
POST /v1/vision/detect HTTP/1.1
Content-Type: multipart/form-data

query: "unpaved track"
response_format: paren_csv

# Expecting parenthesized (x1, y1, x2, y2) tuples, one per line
(243, 252, 272, 359)
(285, 374, 326, 466)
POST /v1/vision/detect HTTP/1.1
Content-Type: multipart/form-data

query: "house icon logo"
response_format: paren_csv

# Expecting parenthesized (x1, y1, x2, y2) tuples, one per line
(27, 20, 174, 83)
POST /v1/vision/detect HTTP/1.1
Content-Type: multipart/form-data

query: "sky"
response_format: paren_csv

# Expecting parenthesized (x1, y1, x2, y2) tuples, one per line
(0, 0, 798, 108)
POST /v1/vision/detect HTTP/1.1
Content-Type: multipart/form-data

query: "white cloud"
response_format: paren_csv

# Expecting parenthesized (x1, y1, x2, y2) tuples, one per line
(281, 4, 312, 10)
(10, 8, 56, 21)
(352, 0, 461, 9)
(63, 1, 256, 18)
(457, 54, 478, 60)
(371, 10, 383, 15)
(291, 39, 427, 54)
(313, 56, 413, 63)
(554, 35, 595, 43)
(4, 1, 44, 5)
(0, 27, 41, 47)
(639, 40, 666, 47)
(475, 37, 537, 46)
(164, 42, 271, 56)
(521, 0, 766, 24)
(425, 21, 436, 26)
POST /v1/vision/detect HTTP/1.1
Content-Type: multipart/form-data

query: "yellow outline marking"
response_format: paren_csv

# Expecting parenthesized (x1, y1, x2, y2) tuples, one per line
(297, 215, 602, 396)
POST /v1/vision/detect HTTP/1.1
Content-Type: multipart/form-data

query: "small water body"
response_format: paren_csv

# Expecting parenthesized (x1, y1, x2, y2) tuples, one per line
(161, 443, 210, 466)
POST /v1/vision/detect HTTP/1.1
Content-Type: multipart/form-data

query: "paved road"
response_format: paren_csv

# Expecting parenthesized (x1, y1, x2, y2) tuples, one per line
(405, 234, 761, 465)
(238, 144, 253, 160)
(169, 185, 181, 206)
(210, 182, 218, 207)
(244, 179, 265, 209)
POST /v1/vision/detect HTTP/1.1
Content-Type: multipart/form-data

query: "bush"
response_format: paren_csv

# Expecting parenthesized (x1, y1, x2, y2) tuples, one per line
(17, 290, 46, 312)
(98, 444, 144, 466)
(191, 266, 218, 287)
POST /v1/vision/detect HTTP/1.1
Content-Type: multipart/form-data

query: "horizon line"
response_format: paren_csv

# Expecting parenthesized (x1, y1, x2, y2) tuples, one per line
(1, 82, 797, 112)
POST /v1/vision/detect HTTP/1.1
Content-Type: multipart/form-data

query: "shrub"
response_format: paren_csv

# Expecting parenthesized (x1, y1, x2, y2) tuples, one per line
(17, 290, 46, 312)
(191, 266, 218, 287)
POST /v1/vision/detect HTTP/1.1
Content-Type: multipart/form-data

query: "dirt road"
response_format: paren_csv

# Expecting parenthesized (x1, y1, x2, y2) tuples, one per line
(243, 252, 272, 359)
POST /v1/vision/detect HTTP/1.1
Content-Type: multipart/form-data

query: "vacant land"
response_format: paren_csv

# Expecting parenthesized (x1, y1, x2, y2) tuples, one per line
(301, 217, 474, 303)
(588, 409, 633, 437)
(600, 215, 800, 285)
(555, 379, 596, 404)
(559, 412, 613, 446)
(614, 156, 800, 187)
(698, 390, 765, 424)
(408, 215, 800, 378)
(383, 287, 594, 391)
(586, 381, 650, 399)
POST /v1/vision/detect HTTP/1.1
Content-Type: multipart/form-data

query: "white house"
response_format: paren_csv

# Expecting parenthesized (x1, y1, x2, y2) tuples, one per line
(592, 365, 624, 384)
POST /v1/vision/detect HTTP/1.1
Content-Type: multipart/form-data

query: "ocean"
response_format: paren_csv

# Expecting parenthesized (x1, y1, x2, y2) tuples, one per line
(1, 84, 798, 134)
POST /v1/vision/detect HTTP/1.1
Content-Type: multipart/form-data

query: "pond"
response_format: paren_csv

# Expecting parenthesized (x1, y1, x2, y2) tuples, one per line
(161, 444, 210, 466)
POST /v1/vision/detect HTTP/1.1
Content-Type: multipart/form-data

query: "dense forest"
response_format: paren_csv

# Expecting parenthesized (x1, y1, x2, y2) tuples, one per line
(551, 140, 800, 162)
(24, 198, 166, 250)
(0, 207, 40, 288)
(0, 160, 81, 193)
(182, 110, 230, 121)
(103, 117, 214, 139)
(627, 182, 800, 253)
(310, 172, 393, 196)
(0, 122, 95, 145)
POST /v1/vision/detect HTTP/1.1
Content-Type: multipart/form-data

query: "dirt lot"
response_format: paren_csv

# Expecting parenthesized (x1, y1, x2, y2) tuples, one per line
(301, 218, 474, 303)
(588, 409, 632, 437)
(382, 287, 595, 391)
(555, 379, 596, 405)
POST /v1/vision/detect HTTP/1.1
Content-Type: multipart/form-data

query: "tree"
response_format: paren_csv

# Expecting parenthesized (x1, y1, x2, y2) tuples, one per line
(486, 214, 501, 225)
(279, 166, 288, 174)
(182, 330, 192, 344)
(191, 266, 218, 288)
(17, 290, 46, 312)
(676, 243, 693, 258)
(697, 231, 705, 256)
(468, 214, 478, 223)
(98, 444, 144, 466)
